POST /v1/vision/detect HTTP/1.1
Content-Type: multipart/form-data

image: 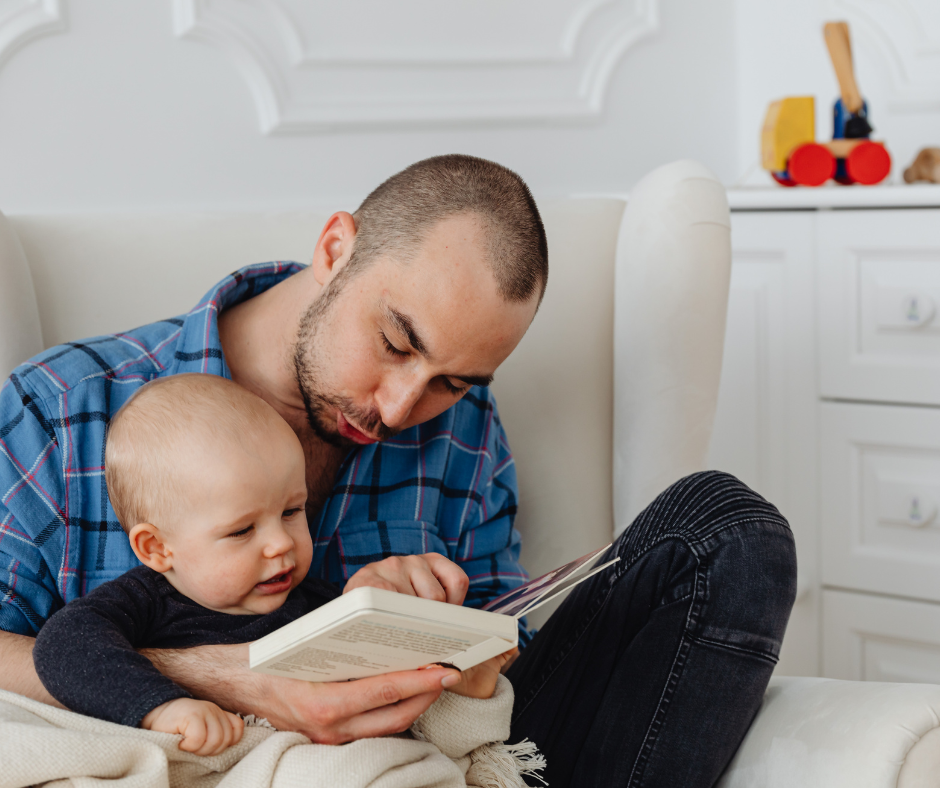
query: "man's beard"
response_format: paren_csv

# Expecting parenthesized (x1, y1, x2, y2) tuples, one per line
(292, 278, 400, 448)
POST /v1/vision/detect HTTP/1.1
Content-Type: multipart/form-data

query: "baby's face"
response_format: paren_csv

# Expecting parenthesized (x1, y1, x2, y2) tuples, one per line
(160, 422, 312, 615)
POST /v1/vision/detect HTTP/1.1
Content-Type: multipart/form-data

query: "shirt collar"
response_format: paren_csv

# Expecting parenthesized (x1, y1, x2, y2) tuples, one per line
(168, 261, 306, 378)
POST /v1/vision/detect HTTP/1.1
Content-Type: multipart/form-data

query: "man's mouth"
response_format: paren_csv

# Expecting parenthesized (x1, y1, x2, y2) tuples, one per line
(255, 570, 293, 595)
(337, 412, 379, 445)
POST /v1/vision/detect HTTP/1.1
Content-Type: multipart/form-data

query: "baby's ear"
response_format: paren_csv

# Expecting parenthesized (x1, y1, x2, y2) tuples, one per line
(129, 523, 173, 573)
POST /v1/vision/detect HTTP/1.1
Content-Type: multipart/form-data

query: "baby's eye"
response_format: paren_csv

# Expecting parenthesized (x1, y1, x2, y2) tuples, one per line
(283, 508, 303, 519)
(228, 525, 254, 538)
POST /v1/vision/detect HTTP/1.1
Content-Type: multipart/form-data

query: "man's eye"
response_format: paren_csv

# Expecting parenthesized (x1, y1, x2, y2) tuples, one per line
(380, 332, 408, 358)
(228, 525, 253, 538)
(441, 377, 468, 395)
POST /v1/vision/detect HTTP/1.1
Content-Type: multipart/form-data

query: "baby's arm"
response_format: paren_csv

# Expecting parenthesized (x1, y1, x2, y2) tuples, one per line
(33, 571, 204, 732)
(142, 697, 244, 756)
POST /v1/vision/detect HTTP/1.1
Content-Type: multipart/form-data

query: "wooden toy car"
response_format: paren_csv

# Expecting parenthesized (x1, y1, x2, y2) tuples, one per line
(761, 22, 891, 187)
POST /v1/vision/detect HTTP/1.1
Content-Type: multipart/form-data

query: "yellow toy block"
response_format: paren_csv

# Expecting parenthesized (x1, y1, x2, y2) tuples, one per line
(761, 96, 816, 172)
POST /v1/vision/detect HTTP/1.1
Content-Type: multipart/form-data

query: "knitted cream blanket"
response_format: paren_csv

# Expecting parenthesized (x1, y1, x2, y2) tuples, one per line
(0, 676, 544, 788)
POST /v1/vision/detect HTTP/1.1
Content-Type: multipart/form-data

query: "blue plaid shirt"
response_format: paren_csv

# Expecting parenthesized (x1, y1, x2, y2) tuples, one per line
(0, 263, 530, 642)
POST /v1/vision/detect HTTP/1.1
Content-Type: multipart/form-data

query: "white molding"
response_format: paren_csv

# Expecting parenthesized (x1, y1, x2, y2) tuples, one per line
(173, 0, 659, 134)
(833, 0, 940, 113)
(0, 0, 66, 70)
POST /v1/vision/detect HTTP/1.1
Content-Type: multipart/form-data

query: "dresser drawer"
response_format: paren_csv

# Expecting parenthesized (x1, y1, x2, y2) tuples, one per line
(823, 589, 940, 683)
(818, 209, 940, 406)
(821, 402, 940, 602)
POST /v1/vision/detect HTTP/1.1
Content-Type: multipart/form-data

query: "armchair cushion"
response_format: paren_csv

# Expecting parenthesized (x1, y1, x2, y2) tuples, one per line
(718, 677, 940, 788)
(0, 211, 42, 380)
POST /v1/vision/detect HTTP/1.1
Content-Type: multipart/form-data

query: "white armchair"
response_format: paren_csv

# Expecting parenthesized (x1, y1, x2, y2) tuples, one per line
(1, 161, 939, 786)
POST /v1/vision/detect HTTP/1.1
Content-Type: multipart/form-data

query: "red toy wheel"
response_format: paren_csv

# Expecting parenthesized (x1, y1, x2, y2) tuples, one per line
(787, 144, 836, 186)
(772, 171, 797, 187)
(846, 142, 891, 185)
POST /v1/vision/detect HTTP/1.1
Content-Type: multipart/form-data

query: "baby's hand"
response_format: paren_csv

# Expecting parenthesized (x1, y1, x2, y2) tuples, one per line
(442, 648, 519, 699)
(141, 698, 244, 756)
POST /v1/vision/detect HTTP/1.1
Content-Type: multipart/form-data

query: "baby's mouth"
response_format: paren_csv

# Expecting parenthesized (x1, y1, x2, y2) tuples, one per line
(257, 570, 292, 588)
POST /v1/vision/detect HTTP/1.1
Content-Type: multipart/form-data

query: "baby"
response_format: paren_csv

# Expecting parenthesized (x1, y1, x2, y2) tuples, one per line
(33, 373, 515, 757)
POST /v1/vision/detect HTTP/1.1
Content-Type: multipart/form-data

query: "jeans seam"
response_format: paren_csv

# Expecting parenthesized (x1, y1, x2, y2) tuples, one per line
(614, 519, 789, 587)
(684, 517, 792, 553)
(625, 559, 705, 788)
(688, 632, 780, 665)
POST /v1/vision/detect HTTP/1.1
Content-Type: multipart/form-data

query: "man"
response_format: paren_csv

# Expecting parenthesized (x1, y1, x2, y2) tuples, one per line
(0, 155, 796, 787)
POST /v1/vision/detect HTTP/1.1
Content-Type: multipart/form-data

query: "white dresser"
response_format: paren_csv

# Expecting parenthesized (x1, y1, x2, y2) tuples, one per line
(709, 185, 940, 681)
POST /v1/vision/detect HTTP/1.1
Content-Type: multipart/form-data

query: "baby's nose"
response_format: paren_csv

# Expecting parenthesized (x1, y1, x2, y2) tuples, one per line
(263, 528, 294, 557)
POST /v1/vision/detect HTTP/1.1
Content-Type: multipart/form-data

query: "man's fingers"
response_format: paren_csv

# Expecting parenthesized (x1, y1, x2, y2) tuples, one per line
(344, 554, 468, 605)
(407, 562, 447, 602)
(350, 668, 458, 715)
(330, 690, 442, 743)
(421, 553, 469, 605)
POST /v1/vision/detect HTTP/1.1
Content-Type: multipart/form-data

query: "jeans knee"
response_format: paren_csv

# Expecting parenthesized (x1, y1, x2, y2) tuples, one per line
(619, 471, 797, 659)
(627, 471, 791, 546)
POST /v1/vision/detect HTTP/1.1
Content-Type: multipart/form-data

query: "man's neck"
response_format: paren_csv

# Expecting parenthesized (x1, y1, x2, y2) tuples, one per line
(218, 268, 312, 428)
(217, 270, 347, 518)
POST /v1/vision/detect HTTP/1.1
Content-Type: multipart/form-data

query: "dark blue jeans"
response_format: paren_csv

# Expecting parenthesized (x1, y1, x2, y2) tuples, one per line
(506, 471, 797, 787)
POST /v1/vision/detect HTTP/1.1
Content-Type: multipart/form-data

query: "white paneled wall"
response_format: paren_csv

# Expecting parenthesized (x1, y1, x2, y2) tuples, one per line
(0, 0, 736, 212)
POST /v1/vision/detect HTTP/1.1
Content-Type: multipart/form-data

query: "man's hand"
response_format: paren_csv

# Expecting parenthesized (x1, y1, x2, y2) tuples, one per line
(141, 698, 244, 756)
(144, 643, 462, 745)
(344, 553, 469, 605)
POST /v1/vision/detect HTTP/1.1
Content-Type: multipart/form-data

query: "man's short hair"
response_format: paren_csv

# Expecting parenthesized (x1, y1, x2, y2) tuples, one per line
(349, 154, 548, 303)
(105, 374, 283, 533)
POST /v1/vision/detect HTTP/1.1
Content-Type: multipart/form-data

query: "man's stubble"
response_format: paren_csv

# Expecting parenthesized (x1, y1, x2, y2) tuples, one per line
(292, 269, 400, 449)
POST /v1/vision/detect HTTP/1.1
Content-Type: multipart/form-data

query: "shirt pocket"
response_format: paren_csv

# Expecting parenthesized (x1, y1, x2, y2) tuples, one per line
(332, 520, 452, 581)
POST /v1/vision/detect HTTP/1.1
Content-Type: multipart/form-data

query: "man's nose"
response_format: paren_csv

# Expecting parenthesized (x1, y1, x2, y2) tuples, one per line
(376, 373, 426, 429)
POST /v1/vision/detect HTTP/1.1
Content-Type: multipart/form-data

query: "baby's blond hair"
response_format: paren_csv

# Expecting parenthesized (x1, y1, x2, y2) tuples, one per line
(105, 374, 289, 533)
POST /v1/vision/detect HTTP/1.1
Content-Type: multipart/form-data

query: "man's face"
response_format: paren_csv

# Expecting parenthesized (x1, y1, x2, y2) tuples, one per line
(293, 213, 538, 447)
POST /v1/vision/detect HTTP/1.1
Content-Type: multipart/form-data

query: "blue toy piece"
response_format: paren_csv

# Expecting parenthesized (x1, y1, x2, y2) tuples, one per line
(832, 97, 871, 139)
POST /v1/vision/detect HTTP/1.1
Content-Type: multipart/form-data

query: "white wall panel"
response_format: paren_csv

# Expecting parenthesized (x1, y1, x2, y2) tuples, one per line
(174, 0, 658, 132)
(0, 0, 736, 212)
(0, 0, 64, 68)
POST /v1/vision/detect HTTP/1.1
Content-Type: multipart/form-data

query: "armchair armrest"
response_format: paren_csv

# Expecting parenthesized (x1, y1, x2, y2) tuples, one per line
(718, 677, 940, 788)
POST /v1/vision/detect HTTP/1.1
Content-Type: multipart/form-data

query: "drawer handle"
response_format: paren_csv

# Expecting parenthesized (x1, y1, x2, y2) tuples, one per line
(901, 294, 935, 328)
(876, 290, 936, 329)
(904, 496, 938, 528)
(878, 486, 938, 528)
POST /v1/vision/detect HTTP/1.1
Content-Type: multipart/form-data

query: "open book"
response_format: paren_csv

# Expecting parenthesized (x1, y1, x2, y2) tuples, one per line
(250, 545, 618, 682)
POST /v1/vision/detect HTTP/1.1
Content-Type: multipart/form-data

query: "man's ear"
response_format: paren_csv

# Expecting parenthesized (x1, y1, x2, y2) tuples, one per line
(311, 212, 357, 286)
(128, 523, 173, 573)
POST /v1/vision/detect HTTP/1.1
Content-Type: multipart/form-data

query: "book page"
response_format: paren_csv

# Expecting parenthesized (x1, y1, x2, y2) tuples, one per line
(482, 544, 615, 617)
(253, 612, 499, 682)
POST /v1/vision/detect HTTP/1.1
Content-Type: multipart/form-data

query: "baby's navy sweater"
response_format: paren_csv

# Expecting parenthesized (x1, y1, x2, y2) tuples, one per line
(33, 565, 339, 727)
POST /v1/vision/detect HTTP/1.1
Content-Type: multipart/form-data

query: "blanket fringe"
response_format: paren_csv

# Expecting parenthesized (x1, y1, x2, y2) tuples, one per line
(239, 713, 277, 730)
(466, 739, 547, 788)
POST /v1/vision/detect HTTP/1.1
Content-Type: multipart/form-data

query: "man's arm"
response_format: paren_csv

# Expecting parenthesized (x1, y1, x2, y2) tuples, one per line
(146, 554, 468, 742)
(0, 631, 62, 706)
(144, 642, 460, 744)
